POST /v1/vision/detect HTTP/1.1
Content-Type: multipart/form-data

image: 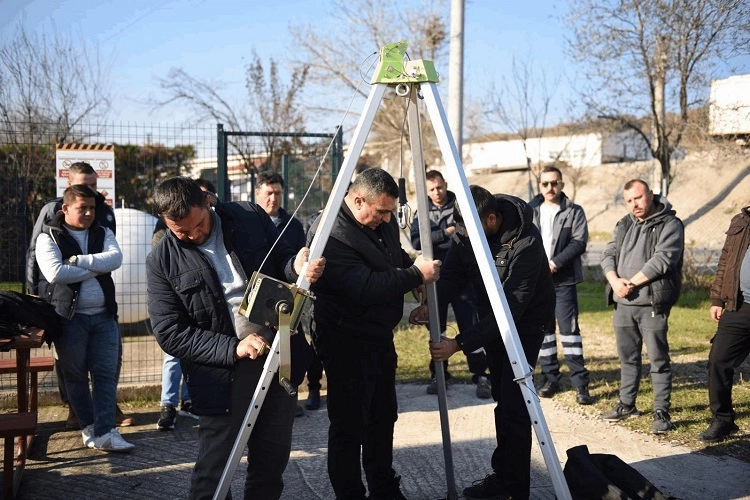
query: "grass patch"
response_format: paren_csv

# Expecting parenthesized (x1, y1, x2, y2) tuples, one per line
(396, 280, 750, 461)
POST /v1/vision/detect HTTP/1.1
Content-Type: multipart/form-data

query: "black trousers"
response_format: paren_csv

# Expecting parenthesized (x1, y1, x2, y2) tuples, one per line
(189, 358, 297, 500)
(316, 331, 399, 500)
(487, 321, 546, 500)
(708, 300, 750, 422)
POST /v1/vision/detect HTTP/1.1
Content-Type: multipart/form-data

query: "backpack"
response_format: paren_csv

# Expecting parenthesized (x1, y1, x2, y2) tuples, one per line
(0, 291, 61, 347)
(564, 445, 677, 500)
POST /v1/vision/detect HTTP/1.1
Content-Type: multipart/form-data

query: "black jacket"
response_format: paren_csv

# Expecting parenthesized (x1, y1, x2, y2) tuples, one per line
(27, 191, 115, 295)
(146, 201, 298, 415)
(274, 208, 307, 251)
(38, 213, 117, 321)
(309, 203, 423, 343)
(438, 195, 556, 354)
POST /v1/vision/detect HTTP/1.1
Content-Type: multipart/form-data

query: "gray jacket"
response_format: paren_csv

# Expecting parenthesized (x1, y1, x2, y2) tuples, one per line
(529, 192, 588, 286)
(601, 195, 684, 311)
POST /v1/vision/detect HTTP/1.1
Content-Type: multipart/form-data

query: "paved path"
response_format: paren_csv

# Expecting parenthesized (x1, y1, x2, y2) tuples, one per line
(9, 383, 750, 499)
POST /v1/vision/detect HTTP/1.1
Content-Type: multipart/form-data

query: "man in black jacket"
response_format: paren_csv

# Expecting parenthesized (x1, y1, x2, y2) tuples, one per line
(146, 177, 325, 500)
(309, 168, 441, 500)
(424, 186, 555, 500)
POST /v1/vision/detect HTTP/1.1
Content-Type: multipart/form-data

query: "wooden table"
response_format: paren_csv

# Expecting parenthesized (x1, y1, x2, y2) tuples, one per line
(0, 327, 46, 414)
(0, 327, 45, 498)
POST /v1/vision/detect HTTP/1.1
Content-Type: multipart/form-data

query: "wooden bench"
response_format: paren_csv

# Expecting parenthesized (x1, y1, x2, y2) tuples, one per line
(0, 412, 37, 499)
(0, 357, 54, 412)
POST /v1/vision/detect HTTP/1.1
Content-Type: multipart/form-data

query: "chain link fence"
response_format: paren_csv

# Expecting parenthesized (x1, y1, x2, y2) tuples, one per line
(0, 120, 340, 399)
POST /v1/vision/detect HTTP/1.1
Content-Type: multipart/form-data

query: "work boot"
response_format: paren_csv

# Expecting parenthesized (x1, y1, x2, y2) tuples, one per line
(476, 376, 492, 399)
(698, 418, 739, 442)
(601, 401, 641, 421)
(65, 407, 80, 430)
(537, 380, 560, 398)
(575, 385, 594, 405)
(305, 389, 321, 410)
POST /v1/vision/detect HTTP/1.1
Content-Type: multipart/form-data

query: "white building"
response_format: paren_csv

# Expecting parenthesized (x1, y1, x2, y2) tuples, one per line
(459, 130, 651, 174)
(709, 74, 750, 136)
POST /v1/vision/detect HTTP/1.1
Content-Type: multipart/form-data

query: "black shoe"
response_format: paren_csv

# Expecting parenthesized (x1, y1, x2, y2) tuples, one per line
(463, 473, 510, 500)
(426, 377, 438, 395)
(651, 409, 675, 434)
(305, 389, 321, 410)
(537, 380, 560, 398)
(295, 404, 304, 417)
(178, 401, 199, 420)
(575, 385, 594, 405)
(476, 376, 492, 399)
(156, 404, 176, 430)
(698, 418, 739, 442)
(601, 401, 641, 421)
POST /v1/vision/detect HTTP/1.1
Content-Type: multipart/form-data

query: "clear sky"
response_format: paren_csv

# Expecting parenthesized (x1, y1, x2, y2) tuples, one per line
(0, 0, 746, 133)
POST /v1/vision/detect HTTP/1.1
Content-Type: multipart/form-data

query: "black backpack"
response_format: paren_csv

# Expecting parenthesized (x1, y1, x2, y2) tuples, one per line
(564, 445, 677, 500)
(0, 291, 61, 347)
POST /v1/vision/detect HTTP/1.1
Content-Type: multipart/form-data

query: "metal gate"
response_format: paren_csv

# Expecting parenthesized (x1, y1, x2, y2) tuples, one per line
(215, 124, 343, 225)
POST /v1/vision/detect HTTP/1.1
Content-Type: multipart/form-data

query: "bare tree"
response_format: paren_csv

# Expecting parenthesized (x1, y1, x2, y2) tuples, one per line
(289, 0, 448, 179)
(486, 54, 562, 199)
(0, 22, 112, 203)
(152, 51, 309, 174)
(565, 0, 750, 196)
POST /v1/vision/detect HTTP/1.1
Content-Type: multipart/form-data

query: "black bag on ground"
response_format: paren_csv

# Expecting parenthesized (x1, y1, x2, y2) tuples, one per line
(564, 445, 677, 500)
(0, 290, 61, 347)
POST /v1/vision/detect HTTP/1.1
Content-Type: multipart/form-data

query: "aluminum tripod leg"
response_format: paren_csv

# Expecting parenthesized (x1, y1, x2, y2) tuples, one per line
(213, 333, 282, 500)
(420, 81, 573, 500)
(405, 84, 458, 500)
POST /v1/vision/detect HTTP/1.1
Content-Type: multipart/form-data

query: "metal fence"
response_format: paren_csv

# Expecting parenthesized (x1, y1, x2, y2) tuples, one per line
(0, 120, 342, 395)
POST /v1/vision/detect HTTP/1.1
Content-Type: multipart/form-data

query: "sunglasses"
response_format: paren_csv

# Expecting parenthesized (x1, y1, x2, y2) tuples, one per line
(540, 181, 560, 188)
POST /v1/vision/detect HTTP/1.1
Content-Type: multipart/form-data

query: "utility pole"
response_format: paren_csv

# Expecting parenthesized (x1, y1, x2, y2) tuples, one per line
(448, 0, 465, 160)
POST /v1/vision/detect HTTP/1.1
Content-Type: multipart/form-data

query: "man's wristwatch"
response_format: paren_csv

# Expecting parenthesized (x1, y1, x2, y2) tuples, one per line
(68, 255, 78, 266)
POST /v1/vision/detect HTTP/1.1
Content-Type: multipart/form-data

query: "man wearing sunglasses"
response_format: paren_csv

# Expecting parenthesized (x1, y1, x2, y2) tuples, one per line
(529, 166, 594, 405)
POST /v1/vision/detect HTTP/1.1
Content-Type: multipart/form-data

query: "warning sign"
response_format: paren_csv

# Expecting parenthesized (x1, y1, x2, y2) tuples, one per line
(56, 144, 116, 207)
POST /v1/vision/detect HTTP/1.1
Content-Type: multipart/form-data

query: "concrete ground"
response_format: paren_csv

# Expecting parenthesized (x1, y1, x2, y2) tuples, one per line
(7, 383, 750, 500)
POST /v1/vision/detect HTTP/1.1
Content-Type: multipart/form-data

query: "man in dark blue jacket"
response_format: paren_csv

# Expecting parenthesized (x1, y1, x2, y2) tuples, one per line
(146, 177, 325, 500)
(309, 168, 441, 500)
(425, 186, 555, 500)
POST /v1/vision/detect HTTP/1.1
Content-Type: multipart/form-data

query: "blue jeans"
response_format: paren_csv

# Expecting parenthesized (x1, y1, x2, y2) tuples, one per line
(54, 312, 119, 437)
(161, 352, 190, 407)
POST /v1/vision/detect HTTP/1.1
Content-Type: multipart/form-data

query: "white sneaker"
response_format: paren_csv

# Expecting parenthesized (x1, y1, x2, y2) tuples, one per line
(91, 428, 135, 452)
(81, 424, 96, 448)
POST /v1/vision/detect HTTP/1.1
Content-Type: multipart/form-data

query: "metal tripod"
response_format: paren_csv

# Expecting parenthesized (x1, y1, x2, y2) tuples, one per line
(213, 41, 572, 500)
